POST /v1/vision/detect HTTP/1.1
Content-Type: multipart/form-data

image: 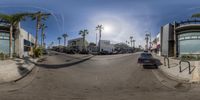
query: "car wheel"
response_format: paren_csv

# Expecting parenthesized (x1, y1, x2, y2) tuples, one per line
(155, 65, 158, 69)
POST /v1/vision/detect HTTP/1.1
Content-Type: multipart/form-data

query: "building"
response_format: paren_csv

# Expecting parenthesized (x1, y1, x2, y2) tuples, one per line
(99, 40, 114, 53)
(87, 42, 98, 53)
(161, 19, 200, 57)
(0, 22, 35, 58)
(151, 33, 161, 55)
(68, 37, 88, 51)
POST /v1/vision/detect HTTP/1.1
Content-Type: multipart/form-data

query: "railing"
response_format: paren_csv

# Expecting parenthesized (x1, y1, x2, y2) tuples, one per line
(179, 60, 195, 74)
(164, 56, 170, 68)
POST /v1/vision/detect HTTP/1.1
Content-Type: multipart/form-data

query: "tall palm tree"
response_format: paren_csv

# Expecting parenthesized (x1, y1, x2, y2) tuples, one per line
(62, 33, 68, 46)
(145, 34, 150, 50)
(40, 23, 47, 47)
(57, 37, 62, 45)
(130, 36, 133, 47)
(132, 40, 136, 48)
(30, 11, 50, 48)
(96, 25, 103, 52)
(0, 13, 29, 58)
(79, 29, 89, 51)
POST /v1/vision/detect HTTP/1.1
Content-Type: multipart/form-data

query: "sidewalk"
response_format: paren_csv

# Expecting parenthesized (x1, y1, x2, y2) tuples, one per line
(0, 57, 38, 84)
(154, 55, 200, 83)
(36, 51, 94, 69)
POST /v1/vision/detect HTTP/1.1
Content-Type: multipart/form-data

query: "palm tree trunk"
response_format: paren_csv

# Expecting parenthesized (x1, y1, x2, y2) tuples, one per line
(99, 30, 101, 52)
(35, 17, 40, 48)
(41, 31, 43, 47)
(43, 34, 45, 47)
(64, 38, 66, 46)
(9, 25, 13, 58)
(83, 36, 85, 51)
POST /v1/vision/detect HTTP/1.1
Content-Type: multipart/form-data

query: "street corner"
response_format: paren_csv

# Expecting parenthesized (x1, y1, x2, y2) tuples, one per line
(152, 69, 192, 91)
(0, 65, 39, 92)
(0, 57, 39, 85)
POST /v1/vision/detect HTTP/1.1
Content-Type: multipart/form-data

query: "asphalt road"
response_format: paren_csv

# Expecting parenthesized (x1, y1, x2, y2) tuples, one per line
(0, 52, 200, 100)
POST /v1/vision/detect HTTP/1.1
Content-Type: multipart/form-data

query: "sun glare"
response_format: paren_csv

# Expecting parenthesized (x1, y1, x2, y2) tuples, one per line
(104, 24, 113, 34)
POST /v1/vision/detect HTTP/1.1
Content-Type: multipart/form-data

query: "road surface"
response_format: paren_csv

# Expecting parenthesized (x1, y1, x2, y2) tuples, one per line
(0, 52, 199, 100)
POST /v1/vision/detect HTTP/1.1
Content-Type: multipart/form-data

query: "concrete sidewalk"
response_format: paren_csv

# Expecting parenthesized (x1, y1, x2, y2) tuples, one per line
(154, 55, 200, 83)
(0, 58, 38, 84)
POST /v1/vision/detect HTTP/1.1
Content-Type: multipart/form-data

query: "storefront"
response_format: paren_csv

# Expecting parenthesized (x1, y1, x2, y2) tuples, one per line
(0, 31, 15, 54)
(177, 31, 200, 55)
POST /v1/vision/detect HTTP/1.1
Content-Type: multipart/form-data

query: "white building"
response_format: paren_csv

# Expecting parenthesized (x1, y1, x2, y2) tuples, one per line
(68, 37, 88, 51)
(99, 40, 114, 53)
(151, 33, 161, 56)
(0, 22, 35, 58)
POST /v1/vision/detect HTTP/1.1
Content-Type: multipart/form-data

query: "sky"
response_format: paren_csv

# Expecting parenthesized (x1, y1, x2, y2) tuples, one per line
(0, 0, 200, 47)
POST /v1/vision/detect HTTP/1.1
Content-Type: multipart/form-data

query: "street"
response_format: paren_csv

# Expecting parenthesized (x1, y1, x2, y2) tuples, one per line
(0, 52, 200, 100)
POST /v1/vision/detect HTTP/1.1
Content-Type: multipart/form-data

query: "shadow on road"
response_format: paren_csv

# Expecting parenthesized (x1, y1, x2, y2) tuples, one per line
(28, 56, 93, 69)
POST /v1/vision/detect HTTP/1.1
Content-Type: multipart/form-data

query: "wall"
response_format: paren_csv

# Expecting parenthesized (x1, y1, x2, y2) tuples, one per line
(161, 24, 174, 56)
(100, 40, 114, 53)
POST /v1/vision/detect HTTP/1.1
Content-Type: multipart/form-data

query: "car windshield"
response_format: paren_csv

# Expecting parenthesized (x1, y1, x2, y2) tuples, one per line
(141, 53, 152, 58)
(0, 0, 199, 100)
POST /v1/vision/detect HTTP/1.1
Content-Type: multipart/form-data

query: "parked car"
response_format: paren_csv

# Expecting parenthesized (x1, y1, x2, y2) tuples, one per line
(43, 49, 49, 55)
(137, 52, 158, 69)
(63, 47, 75, 54)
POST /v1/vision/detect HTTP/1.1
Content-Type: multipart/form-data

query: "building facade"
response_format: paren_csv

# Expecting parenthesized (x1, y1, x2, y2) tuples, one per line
(99, 40, 114, 53)
(0, 22, 35, 58)
(151, 33, 161, 55)
(161, 19, 200, 57)
(68, 37, 88, 51)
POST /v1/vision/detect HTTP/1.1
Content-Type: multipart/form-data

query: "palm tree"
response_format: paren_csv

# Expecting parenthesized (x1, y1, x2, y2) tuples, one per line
(145, 34, 150, 50)
(57, 37, 62, 45)
(0, 13, 29, 58)
(96, 25, 103, 52)
(130, 36, 133, 47)
(132, 40, 136, 48)
(62, 33, 68, 46)
(79, 29, 89, 51)
(40, 23, 47, 47)
(30, 11, 50, 48)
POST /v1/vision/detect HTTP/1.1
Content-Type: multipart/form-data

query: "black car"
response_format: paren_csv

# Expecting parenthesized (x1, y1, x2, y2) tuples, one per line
(137, 53, 158, 69)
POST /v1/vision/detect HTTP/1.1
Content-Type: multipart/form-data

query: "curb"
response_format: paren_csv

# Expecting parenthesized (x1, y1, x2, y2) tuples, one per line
(158, 66, 190, 83)
(12, 58, 40, 83)
(35, 55, 94, 69)
(153, 55, 190, 83)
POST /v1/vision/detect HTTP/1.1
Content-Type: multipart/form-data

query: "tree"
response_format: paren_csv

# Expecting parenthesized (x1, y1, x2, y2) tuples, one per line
(145, 34, 150, 50)
(62, 33, 68, 46)
(30, 11, 50, 48)
(0, 13, 29, 58)
(57, 37, 62, 45)
(40, 23, 47, 47)
(79, 29, 89, 51)
(96, 25, 103, 52)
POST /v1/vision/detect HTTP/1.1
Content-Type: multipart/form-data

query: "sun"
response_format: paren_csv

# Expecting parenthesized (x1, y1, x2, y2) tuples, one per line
(103, 24, 114, 34)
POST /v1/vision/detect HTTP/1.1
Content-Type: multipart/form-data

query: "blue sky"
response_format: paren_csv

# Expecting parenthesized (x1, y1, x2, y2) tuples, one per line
(0, 0, 200, 47)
